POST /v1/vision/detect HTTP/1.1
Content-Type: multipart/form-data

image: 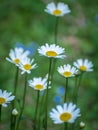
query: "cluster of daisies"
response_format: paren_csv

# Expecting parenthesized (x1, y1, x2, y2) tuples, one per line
(6, 47, 37, 74)
(0, 1, 93, 128)
(4, 42, 93, 124)
(6, 44, 93, 77)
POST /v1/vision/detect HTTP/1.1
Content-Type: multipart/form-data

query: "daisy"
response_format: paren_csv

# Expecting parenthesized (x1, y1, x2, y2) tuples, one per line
(28, 76, 49, 91)
(45, 2, 71, 17)
(57, 64, 78, 78)
(0, 89, 15, 107)
(73, 59, 93, 72)
(50, 102, 81, 124)
(6, 47, 30, 66)
(19, 57, 37, 74)
(38, 43, 66, 59)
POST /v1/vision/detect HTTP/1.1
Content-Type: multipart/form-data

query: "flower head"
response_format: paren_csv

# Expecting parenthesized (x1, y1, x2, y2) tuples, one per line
(28, 76, 49, 91)
(6, 47, 30, 66)
(45, 2, 71, 17)
(38, 43, 66, 59)
(0, 89, 15, 107)
(73, 59, 93, 72)
(57, 64, 78, 78)
(50, 102, 81, 124)
(19, 57, 37, 74)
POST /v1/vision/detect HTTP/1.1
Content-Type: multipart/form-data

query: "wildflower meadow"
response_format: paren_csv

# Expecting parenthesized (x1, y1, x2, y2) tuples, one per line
(0, 0, 98, 130)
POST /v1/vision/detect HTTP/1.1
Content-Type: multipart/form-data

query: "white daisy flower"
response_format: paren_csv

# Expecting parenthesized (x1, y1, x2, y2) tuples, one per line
(57, 64, 78, 78)
(28, 76, 49, 91)
(0, 89, 15, 107)
(6, 47, 30, 66)
(50, 102, 81, 124)
(73, 59, 93, 72)
(19, 57, 37, 74)
(38, 43, 66, 59)
(45, 2, 71, 17)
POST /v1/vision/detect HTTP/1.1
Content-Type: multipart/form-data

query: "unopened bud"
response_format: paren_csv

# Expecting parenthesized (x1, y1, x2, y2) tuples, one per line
(12, 108, 18, 116)
(80, 121, 85, 129)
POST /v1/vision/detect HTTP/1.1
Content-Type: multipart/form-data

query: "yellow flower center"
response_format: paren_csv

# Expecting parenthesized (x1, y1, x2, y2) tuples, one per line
(63, 71, 72, 77)
(14, 58, 20, 64)
(0, 97, 6, 104)
(35, 84, 44, 90)
(23, 64, 32, 70)
(80, 65, 87, 71)
(60, 112, 72, 122)
(46, 51, 57, 57)
(53, 9, 62, 16)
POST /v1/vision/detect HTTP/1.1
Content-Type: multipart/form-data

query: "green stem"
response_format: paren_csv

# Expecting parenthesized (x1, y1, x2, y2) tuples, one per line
(10, 67, 19, 130)
(15, 73, 28, 130)
(71, 73, 84, 130)
(54, 17, 59, 44)
(0, 105, 2, 121)
(14, 67, 19, 97)
(72, 77, 78, 103)
(49, 58, 55, 85)
(64, 78, 68, 102)
(51, 17, 59, 88)
(33, 91, 40, 130)
(73, 73, 83, 104)
(71, 123, 75, 130)
(38, 91, 45, 130)
(64, 122, 68, 130)
(44, 58, 52, 130)
(11, 116, 17, 130)
(37, 111, 41, 130)
(79, 127, 85, 130)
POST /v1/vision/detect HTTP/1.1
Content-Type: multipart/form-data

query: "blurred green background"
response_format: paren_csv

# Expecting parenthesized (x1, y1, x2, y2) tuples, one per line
(0, 0, 98, 130)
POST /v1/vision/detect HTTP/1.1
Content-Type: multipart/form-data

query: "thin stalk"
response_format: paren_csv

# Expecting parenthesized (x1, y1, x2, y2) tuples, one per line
(71, 123, 75, 130)
(10, 67, 19, 130)
(71, 73, 84, 130)
(73, 73, 83, 104)
(14, 67, 19, 98)
(33, 91, 40, 130)
(51, 17, 59, 88)
(0, 105, 2, 121)
(11, 116, 17, 130)
(64, 78, 69, 102)
(44, 58, 52, 130)
(38, 90, 46, 130)
(79, 127, 85, 130)
(37, 107, 41, 130)
(72, 77, 78, 103)
(49, 58, 55, 85)
(54, 17, 59, 44)
(15, 73, 28, 130)
(64, 122, 68, 130)
(71, 77, 78, 130)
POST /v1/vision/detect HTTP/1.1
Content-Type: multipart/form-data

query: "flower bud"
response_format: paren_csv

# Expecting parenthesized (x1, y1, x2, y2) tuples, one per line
(80, 121, 85, 129)
(12, 108, 18, 116)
